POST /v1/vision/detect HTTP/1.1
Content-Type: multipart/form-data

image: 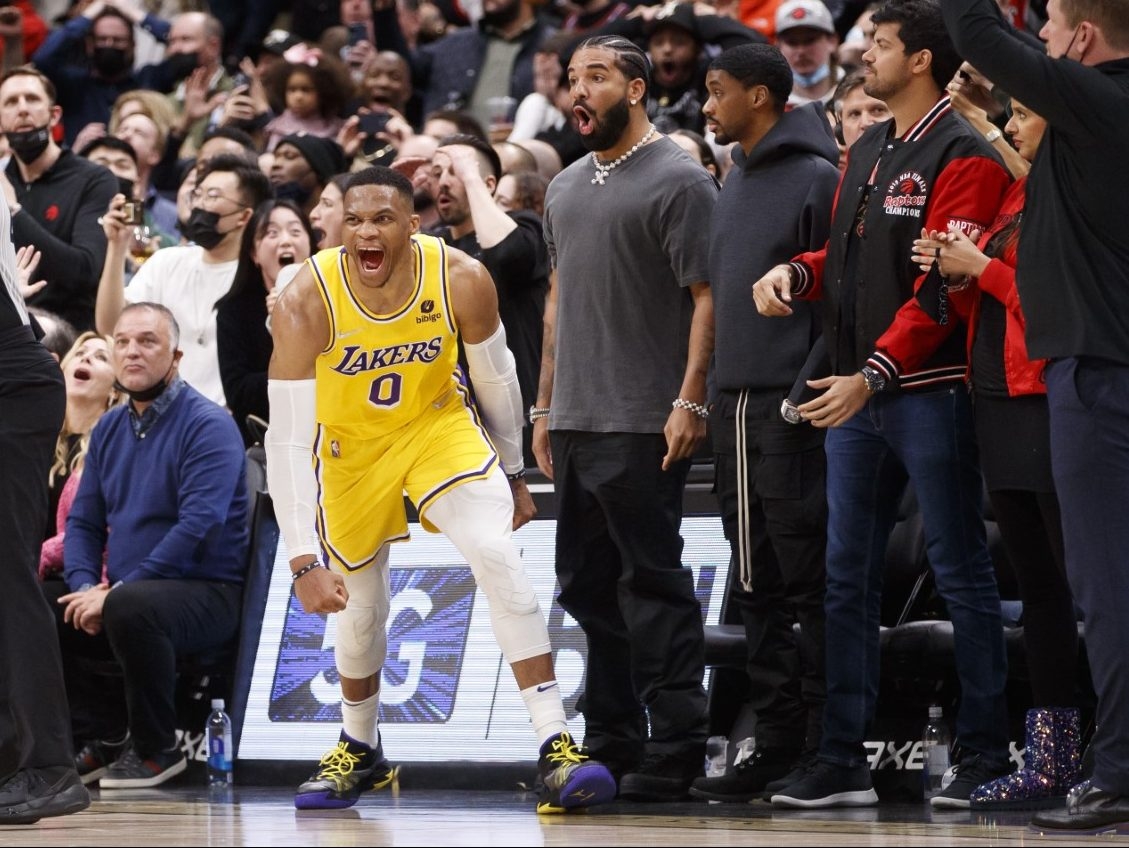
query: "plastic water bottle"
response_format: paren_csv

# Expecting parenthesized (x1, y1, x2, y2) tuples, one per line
(206, 698, 233, 787)
(922, 704, 951, 800)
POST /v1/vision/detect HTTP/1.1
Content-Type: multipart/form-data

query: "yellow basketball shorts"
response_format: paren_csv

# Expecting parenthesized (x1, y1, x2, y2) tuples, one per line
(314, 387, 498, 572)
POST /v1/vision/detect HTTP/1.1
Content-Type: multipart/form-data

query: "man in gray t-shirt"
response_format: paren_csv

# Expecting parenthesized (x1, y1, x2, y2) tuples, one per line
(533, 35, 718, 803)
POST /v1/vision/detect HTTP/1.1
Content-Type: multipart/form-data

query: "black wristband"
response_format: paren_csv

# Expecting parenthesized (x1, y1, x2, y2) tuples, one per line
(292, 561, 327, 581)
(506, 469, 526, 481)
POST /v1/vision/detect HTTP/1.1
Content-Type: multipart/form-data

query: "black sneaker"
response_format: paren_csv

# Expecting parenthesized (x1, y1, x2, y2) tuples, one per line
(99, 745, 186, 789)
(584, 741, 642, 785)
(770, 760, 878, 808)
(762, 749, 819, 798)
(294, 731, 399, 810)
(535, 731, 617, 814)
(74, 735, 130, 785)
(689, 746, 800, 802)
(618, 748, 704, 802)
(0, 767, 90, 825)
(931, 752, 1011, 809)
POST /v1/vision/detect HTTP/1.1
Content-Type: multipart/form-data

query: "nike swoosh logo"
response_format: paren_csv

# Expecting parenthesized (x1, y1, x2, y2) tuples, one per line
(570, 789, 595, 801)
(337, 328, 361, 339)
(536, 683, 559, 693)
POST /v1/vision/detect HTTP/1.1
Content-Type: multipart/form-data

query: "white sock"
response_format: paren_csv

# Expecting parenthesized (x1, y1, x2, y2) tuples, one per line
(341, 692, 380, 747)
(520, 681, 568, 748)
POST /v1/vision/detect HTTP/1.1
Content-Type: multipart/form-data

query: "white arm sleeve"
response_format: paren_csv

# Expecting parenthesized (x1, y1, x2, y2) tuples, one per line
(463, 323, 524, 476)
(265, 378, 321, 559)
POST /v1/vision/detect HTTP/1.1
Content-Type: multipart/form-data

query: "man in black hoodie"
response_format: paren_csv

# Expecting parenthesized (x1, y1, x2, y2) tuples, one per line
(944, 0, 1129, 835)
(0, 67, 117, 332)
(688, 43, 839, 805)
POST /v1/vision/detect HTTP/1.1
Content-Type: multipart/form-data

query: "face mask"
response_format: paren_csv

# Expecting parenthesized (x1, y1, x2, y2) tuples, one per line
(93, 46, 131, 78)
(273, 181, 312, 206)
(182, 208, 228, 250)
(166, 51, 199, 82)
(794, 64, 831, 88)
(6, 126, 51, 164)
(113, 364, 174, 404)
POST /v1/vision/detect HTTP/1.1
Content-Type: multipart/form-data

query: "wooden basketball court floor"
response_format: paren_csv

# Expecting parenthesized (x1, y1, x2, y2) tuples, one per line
(7, 784, 1125, 846)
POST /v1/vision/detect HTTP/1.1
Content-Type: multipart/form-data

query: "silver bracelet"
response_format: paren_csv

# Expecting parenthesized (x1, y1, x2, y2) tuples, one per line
(528, 405, 550, 422)
(672, 398, 709, 419)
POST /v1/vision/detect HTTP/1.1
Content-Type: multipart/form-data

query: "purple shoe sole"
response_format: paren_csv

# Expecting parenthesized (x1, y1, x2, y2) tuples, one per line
(558, 762, 618, 809)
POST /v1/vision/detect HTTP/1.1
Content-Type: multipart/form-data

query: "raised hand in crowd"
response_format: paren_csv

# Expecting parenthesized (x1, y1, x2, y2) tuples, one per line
(99, 193, 139, 256)
(178, 66, 227, 134)
(71, 123, 108, 157)
(336, 108, 412, 162)
(946, 63, 1028, 178)
(15, 245, 46, 300)
(341, 37, 379, 79)
(0, 3, 22, 40)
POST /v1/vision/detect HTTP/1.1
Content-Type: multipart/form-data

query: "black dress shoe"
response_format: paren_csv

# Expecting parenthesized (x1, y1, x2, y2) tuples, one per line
(0, 767, 91, 825)
(1030, 782, 1129, 834)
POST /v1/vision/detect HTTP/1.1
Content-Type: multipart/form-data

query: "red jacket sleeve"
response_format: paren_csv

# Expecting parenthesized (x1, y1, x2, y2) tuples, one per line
(873, 154, 1011, 376)
(790, 165, 847, 299)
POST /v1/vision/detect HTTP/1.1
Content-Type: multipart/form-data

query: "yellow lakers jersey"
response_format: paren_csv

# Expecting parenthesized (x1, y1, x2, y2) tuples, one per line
(310, 235, 461, 439)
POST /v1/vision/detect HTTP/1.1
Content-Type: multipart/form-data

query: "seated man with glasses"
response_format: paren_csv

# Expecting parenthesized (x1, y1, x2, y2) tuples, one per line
(94, 153, 271, 407)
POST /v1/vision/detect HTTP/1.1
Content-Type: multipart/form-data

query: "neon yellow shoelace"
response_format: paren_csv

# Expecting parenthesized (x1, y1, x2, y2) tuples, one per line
(545, 733, 589, 767)
(316, 742, 363, 786)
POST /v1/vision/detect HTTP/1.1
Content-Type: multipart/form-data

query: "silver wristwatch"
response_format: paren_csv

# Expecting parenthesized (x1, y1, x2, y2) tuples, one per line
(859, 365, 887, 394)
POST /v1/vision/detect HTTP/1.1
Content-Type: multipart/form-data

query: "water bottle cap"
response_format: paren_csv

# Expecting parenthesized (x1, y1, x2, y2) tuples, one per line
(211, 698, 225, 710)
(928, 704, 943, 719)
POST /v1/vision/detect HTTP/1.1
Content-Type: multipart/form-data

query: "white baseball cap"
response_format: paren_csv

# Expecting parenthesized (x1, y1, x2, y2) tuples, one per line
(776, 0, 836, 36)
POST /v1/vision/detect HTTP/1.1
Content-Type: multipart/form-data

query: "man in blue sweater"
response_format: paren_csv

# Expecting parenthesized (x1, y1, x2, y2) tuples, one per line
(45, 302, 249, 790)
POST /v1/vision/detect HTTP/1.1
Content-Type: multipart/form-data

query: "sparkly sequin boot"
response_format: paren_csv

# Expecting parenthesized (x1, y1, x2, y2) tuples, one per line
(970, 707, 1081, 810)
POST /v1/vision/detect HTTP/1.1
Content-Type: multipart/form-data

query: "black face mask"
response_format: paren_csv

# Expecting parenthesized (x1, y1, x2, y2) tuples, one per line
(6, 126, 51, 164)
(273, 181, 312, 207)
(182, 208, 228, 250)
(113, 364, 175, 404)
(93, 46, 132, 78)
(166, 51, 199, 82)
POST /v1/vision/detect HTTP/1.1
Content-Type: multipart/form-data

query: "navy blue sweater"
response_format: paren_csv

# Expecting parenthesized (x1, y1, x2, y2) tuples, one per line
(64, 384, 249, 590)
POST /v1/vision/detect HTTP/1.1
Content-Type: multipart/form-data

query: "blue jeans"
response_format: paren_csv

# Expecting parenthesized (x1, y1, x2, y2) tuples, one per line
(820, 386, 1008, 767)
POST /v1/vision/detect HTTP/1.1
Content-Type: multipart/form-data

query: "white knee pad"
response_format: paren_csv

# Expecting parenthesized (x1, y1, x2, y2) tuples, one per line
(334, 553, 392, 680)
(425, 474, 551, 664)
(473, 537, 551, 664)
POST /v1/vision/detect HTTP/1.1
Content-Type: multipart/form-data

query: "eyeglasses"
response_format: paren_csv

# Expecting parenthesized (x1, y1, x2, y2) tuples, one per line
(190, 187, 246, 207)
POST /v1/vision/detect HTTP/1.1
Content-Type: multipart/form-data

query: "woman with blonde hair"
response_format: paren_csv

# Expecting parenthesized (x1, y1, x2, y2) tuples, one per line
(39, 332, 122, 580)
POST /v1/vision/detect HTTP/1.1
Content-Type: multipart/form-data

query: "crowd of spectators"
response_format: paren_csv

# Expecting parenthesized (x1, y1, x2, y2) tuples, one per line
(13, 0, 1129, 836)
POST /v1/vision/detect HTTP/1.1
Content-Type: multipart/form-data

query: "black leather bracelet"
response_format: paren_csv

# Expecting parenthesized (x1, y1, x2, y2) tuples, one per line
(292, 561, 328, 582)
(506, 469, 526, 481)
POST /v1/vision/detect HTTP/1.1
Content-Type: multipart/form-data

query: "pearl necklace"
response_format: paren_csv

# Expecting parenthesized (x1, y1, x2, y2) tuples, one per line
(591, 125, 657, 186)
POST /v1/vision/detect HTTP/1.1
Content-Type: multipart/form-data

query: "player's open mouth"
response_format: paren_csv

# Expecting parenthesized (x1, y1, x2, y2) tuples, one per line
(358, 247, 385, 274)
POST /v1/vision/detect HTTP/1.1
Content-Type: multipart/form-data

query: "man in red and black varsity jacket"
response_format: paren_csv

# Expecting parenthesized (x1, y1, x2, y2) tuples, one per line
(753, 0, 1014, 811)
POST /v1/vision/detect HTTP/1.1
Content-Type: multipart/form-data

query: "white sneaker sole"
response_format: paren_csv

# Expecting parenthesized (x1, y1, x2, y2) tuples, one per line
(78, 766, 107, 786)
(771, 788, 879, 808)
(930, 794, 971, 810)
(99, 756, 187, 789)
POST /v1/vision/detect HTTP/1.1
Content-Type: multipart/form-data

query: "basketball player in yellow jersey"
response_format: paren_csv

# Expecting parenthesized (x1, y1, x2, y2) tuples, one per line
(266, 167, 615, 814)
